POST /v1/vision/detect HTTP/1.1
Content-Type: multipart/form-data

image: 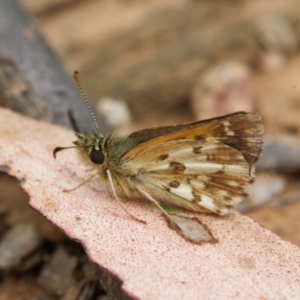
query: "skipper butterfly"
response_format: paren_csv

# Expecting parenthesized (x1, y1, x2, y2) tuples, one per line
(54, 71, 264, 228)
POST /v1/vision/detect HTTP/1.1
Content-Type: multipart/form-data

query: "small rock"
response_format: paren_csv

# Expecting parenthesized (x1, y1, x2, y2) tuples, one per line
(97, 97, 132, 128)
(238, 173, 286, 213)
(261, 51, 286, 72)
(0, 224, 42, 271)
(21, 0, 74, 16)
(82, 261, 98, 281)
(0, 202, 8, 215)
(98, 296, 111, 300)
(61, 280, 85, 300)
(252, 13, 298, 53)
(38, 246, 77, 297)
(0, 279, 51, 300)
(18, 251, 44, 273)
(257, 138, 300, 173)
(191, 60, 256, 120)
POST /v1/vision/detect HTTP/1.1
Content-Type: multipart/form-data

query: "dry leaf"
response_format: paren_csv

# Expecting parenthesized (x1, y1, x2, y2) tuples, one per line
(1, 107, 300, 299)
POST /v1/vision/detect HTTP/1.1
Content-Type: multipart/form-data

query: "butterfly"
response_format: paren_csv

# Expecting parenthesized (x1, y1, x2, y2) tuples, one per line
(54, 71, 264, 228)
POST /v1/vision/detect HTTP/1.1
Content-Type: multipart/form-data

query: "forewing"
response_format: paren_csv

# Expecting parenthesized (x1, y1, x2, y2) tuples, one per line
(122, 139, 252, 215)
(125, 112, 263, 167)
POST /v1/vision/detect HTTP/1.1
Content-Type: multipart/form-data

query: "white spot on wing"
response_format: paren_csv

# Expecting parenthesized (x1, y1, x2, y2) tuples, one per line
(169, 148, 192, 158)
(145, 162, 169, 171)
(170, 184, 194, 201)
(185, 162, 223, 173)
(198, 195, 216, 210)
(224, 164, 247, 175)
(196, 175, 210, 182)
(227, 181, 239, 187)
(223, 120, 235, 136)
(231, 196, 243, 205)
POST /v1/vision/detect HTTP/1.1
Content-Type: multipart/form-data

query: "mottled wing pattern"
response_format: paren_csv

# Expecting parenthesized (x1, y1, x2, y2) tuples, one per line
(120, 112, 263, 215)
(121, 140, 251, 215)
(126, 112, 263, 167)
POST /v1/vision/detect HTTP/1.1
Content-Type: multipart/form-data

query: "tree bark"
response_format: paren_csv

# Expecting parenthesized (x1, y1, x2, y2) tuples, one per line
(0, 0, 107, 133)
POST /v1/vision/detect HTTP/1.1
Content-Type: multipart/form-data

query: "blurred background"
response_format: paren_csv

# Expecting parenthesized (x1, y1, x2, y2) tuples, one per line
(1, 0, 300, 299)
(21, 0, 300, 130)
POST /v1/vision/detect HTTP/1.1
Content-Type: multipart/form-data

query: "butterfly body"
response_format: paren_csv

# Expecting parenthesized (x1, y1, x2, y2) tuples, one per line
(62, 111, 263, 217)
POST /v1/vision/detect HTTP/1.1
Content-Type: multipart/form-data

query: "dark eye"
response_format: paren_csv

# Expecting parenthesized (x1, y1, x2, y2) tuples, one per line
(89, 148, 105, 164)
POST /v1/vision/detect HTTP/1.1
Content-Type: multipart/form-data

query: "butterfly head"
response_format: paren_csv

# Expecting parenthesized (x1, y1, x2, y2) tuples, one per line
(53, 129, 106, 165)
(73, 130, 105, 165)
(53, 71, 106, 166)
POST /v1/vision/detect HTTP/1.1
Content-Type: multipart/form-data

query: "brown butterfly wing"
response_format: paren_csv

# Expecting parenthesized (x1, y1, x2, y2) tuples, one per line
(125, 112, 263, 167)
(122, 139, 251, 215)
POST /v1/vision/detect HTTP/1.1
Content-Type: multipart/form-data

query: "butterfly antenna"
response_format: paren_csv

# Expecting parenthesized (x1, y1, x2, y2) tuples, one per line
(53, 146, 77, 158)
(73, 71, 99, 131)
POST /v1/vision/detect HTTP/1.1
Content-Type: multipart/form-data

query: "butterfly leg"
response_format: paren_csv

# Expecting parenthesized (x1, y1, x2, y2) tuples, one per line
(106, 170, 146, 224)
(136, 187, 179, 230)
(63, 173, 97, 192)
